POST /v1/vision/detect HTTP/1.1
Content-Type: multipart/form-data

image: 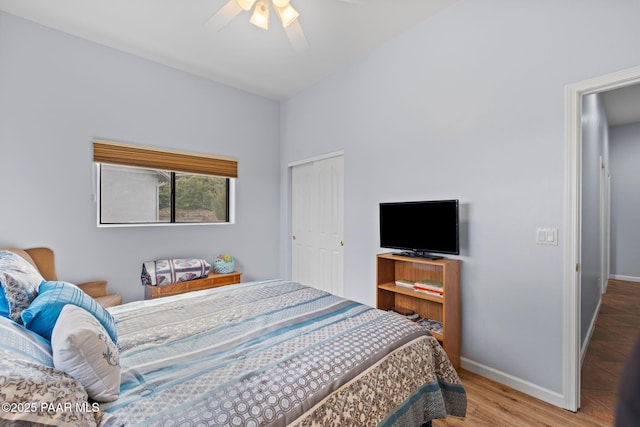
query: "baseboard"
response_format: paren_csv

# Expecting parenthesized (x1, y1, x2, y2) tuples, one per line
(610, 274, 640, 283)
(580, 297, 602, 367)
(461, 357, 565, 408)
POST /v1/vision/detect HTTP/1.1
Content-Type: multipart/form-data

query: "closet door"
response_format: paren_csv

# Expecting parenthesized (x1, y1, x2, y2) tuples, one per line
(291, 155, 344, 296)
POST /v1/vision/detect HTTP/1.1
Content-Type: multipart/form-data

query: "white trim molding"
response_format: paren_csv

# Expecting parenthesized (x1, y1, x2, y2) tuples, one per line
(564, 80, 582, 412)
(287, 150, 344, 168)
(580, 298, 602, 366)
(461, 358, 565, 408)
(611, 274, 640, 283)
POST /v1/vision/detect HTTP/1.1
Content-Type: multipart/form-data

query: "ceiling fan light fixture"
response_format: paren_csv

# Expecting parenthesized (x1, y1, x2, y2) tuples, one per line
(249, 0, 269, 30)
(236, 0, 257, 11)
(207, 0, 308, 50)
(274, 3, 299, 28)
(271, 0, 290, 8)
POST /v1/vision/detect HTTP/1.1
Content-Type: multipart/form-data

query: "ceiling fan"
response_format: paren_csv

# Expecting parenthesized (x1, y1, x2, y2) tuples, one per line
(205, 0, 362, 51)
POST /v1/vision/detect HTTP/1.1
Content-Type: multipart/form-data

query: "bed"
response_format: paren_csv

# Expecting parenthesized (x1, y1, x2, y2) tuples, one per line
(1, 275, 466, 426)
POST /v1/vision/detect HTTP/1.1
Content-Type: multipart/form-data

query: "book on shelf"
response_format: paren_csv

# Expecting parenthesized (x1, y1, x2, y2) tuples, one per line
(413, 287, 443, 297)
(414, 279, 443, 290)
(413, 280, 444, 296)
(417, 317, 443, 335)
(413, 284, 443, 292)
(395, 279, 415, 289)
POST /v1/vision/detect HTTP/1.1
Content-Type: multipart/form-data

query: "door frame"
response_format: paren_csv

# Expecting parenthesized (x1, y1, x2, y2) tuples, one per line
(564, 65, 640, 411)
(288, 150, 344, 168)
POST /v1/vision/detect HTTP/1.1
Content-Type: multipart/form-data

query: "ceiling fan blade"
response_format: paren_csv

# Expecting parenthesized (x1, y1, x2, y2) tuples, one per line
(204, 0, 244, 31)
(283, 20, 309, 52)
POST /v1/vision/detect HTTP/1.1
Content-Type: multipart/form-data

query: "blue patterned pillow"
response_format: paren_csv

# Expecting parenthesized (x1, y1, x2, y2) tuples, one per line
(0, 250, 44, 324)
(0, 287, 9, 318)
(21, 281, 117, 343)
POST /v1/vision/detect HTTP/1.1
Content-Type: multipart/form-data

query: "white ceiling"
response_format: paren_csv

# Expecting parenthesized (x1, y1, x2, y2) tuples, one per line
(0, 0, 458, 100)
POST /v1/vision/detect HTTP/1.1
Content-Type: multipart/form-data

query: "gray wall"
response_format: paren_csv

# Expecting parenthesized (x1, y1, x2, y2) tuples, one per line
(609, 122, 640, 279)
(0, 12, 281, 303)
(279, 0, 640, 398)
(580, 93, 609, 348)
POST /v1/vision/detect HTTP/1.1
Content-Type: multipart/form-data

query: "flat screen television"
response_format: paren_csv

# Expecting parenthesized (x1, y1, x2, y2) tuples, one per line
(379, 199, 459, 259)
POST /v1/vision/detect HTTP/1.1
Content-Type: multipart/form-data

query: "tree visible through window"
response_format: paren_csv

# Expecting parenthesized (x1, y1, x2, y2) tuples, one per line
(159, 173, 229, 222)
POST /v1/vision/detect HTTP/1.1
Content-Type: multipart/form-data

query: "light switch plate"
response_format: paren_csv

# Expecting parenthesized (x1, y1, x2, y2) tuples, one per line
(536, 227, 558, 246)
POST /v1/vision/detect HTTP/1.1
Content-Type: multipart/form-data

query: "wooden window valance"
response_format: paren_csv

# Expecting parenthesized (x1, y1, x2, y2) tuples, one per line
(92, 139, 238, 178)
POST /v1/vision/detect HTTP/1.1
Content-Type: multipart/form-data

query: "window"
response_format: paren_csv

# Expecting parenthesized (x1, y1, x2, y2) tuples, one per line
(93, 140, 236, 226)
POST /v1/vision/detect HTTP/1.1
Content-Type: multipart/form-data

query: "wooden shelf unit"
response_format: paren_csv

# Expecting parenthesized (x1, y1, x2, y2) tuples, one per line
(376, 253, 460, 369)
(145, 271, 241, 300)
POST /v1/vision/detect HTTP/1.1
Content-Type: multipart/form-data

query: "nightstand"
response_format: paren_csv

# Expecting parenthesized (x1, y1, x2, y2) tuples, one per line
(144, 271, 242, 299)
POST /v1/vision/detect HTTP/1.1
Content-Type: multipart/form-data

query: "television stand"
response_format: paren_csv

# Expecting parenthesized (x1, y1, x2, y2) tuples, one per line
(395, 251, 444, 260)
(376, 253, 460, 368)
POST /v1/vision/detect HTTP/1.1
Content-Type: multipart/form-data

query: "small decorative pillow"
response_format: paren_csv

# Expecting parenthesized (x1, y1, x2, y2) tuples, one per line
(141, 258, 211, 286)
(21, 281, 118, 342)
(51, 304, 121, 402)
(0, 250, 44, 323)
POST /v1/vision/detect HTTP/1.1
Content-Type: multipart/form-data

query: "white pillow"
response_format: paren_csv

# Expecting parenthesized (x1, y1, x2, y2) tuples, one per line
(51, 304, 121, 402)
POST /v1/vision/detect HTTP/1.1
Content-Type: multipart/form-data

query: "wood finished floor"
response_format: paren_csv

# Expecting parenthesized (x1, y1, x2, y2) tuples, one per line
(580, 279, 640, 425)
(433, 279, 640, 427)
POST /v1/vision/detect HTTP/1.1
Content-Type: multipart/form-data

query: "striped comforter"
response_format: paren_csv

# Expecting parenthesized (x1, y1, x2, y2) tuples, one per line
(99, 280, 466, 426)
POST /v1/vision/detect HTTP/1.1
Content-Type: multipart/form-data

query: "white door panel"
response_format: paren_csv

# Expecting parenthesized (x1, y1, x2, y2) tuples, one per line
(291, 155, 344, 296)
